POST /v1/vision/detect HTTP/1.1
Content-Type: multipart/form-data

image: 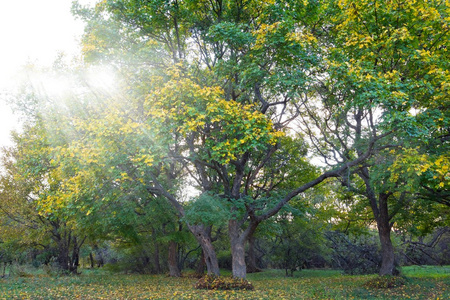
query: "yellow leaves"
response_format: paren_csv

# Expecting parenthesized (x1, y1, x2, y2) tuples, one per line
(131, 153, 154, 167)
(252, 22, 281, 50)
(286, 30, 318, 46)
(389, 147, 449, 190)
(392, 91, 408, 99)
(147, 75, 284, 165)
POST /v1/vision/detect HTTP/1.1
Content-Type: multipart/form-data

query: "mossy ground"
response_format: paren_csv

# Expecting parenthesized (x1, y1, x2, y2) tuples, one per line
(0, 266, 448, 299)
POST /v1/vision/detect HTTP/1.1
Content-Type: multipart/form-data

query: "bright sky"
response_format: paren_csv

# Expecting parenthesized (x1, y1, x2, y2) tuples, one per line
(0, 0, 96, 148)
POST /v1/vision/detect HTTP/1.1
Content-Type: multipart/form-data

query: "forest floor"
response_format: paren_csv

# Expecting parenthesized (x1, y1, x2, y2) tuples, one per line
(0, 266, 448, 299)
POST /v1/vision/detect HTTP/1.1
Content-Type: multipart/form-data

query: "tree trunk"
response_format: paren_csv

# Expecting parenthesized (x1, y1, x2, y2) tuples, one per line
(195, 250, 206, 277)
(69, 236, 79, 273)
(377, 193, 397, 276)
(229, 220, 247, 278)
(168, 241, 181, 277)
(360, 170, 398, 277)
(378, 222, 395, 275)
(247, 234, 261, 273)
(89, 252, 94, 269)
(57, 239, 69, 272)
(189, 224, 220, 276)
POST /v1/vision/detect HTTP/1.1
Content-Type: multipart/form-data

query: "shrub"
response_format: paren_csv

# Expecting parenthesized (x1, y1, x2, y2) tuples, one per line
(363, 275, 407, 289)
(194, 275, 254, 290)
(8, 264, 33, 277)
(326, 231, 381, 275)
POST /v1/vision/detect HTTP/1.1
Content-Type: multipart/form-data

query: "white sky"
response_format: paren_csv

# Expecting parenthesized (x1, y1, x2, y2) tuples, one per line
(0, 0, 96, 148)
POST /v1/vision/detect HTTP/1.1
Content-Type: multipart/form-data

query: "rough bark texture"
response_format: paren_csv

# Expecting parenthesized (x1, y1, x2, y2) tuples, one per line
(229, 220, 247, 278)
(378, 221, 396, 276)
(190, 225, 220, 276)
(168, 241, 181, 277)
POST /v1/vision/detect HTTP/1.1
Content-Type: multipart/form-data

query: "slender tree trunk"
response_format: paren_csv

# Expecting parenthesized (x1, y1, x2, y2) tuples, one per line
(377, 193, 397, 276)
(168, 241, 181, 277)
(69, 236, 79, 273)
(229, 220, 247, 278)
(89, 252, 94, 269)
(359, 170, 398, 276)
(189, 224, 220, 276)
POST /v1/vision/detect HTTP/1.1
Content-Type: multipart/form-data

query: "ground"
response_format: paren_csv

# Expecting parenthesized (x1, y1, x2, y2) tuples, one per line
(0, 266, 448, 299)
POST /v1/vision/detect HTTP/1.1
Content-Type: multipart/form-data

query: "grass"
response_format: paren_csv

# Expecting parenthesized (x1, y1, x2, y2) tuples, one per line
(0, 266, 448, 299)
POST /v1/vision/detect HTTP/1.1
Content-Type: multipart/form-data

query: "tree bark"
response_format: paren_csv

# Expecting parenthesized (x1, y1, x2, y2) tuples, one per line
(359, 170, 398, 276)
(189, 224, 220, 276)
(148, 176, 220, 276)
(378, 221, 396, 276)
(56, 233, 70, 272)
(168, 241, 181, 277)
(69, 236, 79, 273)
(247, 234, 261, 273)
(57, 243, 69, 272)
(377, 193, 397, 276)
(229, 219, 247, 278)
(89, 252, 94, 269)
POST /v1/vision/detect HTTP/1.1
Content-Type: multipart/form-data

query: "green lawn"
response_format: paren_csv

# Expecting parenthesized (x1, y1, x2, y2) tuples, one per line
(0, 266, 448, 299)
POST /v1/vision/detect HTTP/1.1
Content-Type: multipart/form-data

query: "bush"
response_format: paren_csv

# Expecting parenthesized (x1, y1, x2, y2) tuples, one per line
(363, 275, 407, 289)
(217, 250, 232, 270)
(194, 275, 254, 290)
(326, 231, 381, 275)
(8, 264, 33, 277)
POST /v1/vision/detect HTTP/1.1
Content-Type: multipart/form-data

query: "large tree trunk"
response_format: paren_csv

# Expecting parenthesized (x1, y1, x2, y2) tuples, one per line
(57, 242, 69, 272)
(378, 221, 396, 276)
(189, 224, 220, 276)
(229, 220, 247, 278)
(55, 230, 70, 272)
(168, 241, 181, 277)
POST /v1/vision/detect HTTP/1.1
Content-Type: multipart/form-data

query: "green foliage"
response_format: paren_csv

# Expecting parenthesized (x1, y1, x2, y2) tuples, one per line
(2, 0, 448, 280)
(184, 192, 230, 226)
